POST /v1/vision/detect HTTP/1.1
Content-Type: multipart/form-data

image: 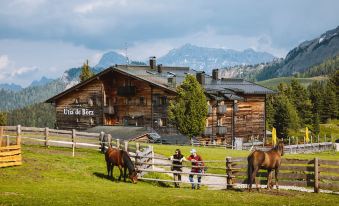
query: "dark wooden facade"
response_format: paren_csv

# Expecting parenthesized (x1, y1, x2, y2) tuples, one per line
(202, 95, 265, 145)
(50, 69, 176, 131)
(47, 62, 273, 144)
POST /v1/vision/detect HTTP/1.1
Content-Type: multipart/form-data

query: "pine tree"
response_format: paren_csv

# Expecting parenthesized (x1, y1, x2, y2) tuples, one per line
(265, 94, 275, 129)
(273, 94, 300, 139)
(79, 60, 94, 82)
(329, 70, 339, 118)
(0, 112, 7, 126)
(290, 79, 312, 125)
(321, 80, 338, 121)
(167, 75, 208, 138)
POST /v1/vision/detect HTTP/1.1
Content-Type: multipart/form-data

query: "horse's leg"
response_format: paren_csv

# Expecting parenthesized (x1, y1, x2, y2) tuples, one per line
(253, 167, 260, 191)
(123, 167, 127, 182)
(106, 162, 111, 178)
(118, 165, 123, 181)
(266, 169, 272, 190)
(275, 168, 279, 190)
(111, 165, 115, 180)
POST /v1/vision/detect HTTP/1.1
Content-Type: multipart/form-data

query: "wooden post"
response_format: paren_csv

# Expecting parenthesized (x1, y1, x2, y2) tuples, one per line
(314, 157, 319, 193)
(72, 129, 76, 157)
(136, 143, 140, 152)
(124, 141, 128, 151)
(151, 145, 154, 170)
(44, 127, 49, 147)
(0, 126, 3, 147)
(226, 157, 233, 189)
(16, 125, 21, 145)
(6, 135, 10, 147)
(107, 134, 112, 148)
(99, 131, 105, 153)
(117, 139, 120, 149)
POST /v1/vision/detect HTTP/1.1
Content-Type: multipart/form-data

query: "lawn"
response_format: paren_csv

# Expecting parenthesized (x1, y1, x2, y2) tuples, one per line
(1, 145, 338, 206)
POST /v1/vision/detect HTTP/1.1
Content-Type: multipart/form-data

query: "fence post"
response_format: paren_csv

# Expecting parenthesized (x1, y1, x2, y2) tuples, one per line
(136, 143, 140, 152)
(0, 126, 3, 147)
(44, 127, 49, 147)
(16, 125, 21, 145)
(107, 134, 112, 148)
(99, 131, 105, 153)
(314, 157, 319, 193)
(124, 141, 128, 151)
(226, 157, 233, 189)
(72, 129, 76, 157)
(117, 139, 120, 149)
(151, 145, 154, 170)
(6, 135, 10, 147)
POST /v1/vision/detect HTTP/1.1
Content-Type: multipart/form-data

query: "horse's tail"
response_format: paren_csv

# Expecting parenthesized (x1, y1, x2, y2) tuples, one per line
(247, 154, 254, 187)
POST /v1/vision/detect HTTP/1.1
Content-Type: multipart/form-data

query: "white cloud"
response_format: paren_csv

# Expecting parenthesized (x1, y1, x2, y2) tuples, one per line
(10, 66, 37, 77)
(73, 0, 127, 14)
(0, 55, 10, 71)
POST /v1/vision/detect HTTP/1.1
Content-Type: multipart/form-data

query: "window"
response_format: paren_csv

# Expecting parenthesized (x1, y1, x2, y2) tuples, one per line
(140, 96, 145, 105)
(88, 98, 93, 106)
(160, 96, 167, 105)
(74, 98, 79, 104)
(90, 117, 94, 125)
(159, 118, 167, 127)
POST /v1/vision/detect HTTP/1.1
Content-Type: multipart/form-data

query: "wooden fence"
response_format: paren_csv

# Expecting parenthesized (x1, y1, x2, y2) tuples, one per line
(0, 127, 22, 168)
(227, 157, 339, 193)
(2, 125, 149, 156)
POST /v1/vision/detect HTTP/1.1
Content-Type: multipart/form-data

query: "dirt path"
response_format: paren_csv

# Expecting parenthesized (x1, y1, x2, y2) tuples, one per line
(153, 154, 227, 190)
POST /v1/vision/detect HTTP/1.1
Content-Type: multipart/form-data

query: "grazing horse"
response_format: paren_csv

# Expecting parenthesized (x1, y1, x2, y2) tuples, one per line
(247, 141, 284, 191)
(105, 147, 138, 183)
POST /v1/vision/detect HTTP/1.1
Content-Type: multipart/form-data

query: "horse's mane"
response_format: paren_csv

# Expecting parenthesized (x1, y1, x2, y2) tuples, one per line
(122, 150, 135, 173)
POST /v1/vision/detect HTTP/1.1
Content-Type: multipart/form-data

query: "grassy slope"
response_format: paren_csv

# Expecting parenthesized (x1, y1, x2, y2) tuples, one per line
(1, 145, 338, 206)
(256, 76, 328, 89)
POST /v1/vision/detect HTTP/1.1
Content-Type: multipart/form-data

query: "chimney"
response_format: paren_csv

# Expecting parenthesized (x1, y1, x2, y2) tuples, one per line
(157, 64, 163, 73)
(149, 56, 156, 70)
(212, 69, 219, 80)
(168, 76, 176, 88)
(196, 71, 205, 85)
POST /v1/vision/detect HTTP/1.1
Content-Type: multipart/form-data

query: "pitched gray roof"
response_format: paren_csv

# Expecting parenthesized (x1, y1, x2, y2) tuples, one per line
(46, 64, 274, 103)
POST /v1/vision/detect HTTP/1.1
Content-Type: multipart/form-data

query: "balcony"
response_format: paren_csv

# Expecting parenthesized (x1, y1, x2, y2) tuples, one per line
(103, 106, 114, 114)
(203, 127, 212, 136)
(217, 105, 227, 114)
(117, 86, 136, 97)
(217, 126, 227, 135)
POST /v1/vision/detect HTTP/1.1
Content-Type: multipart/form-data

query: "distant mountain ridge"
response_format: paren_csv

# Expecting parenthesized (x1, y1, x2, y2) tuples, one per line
(256, 26, 339, 80)
(158, 44, 275, 73)
(0, 83, 23, 92)
(29, 76, 54, 87)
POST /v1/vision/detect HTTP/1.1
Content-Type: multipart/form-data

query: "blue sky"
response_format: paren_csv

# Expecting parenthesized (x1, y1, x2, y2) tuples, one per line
(0, 0, 338, 86)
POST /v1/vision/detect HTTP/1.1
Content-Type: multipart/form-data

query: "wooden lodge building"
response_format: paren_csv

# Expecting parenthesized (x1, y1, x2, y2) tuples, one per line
(46, 57, 274, 144)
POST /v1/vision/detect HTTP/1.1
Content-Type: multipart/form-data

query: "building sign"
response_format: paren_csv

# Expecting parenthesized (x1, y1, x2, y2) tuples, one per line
(63, 108, 94, 116)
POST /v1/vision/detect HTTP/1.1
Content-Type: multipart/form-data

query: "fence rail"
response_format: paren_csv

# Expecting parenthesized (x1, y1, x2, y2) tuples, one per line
(1, 125, 338, 193)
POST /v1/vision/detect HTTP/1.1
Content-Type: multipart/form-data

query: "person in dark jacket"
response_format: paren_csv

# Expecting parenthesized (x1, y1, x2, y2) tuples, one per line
(169, 149, 185, 188)
(187, 148, 204, 189)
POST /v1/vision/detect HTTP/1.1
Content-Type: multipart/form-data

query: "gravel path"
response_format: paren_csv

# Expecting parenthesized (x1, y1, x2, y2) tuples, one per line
(151, 154, 339, 194)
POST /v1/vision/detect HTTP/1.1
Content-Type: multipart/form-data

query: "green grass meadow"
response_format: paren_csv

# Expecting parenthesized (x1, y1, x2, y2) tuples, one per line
(256, 76, 328, 90)
(1, 145, 339, 205)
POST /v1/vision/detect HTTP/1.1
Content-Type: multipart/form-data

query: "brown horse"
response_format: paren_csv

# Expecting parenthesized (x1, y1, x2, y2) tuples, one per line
(105, 147, 138, 183)
(247, 141, 284, 191)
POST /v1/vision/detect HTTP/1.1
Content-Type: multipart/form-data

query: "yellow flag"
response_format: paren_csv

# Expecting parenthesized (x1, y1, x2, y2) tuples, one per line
(305, 127, 310, 143)
(272, 127, 277, 146)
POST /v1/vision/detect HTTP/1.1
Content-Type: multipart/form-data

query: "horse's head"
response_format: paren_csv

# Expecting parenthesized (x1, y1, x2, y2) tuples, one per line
(129, 169, 138, 184)
(277, 141, 284, 156)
